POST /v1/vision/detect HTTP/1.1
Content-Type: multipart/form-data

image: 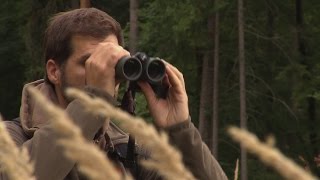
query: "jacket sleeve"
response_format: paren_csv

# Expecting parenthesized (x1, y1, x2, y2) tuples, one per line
(136, 118, 228, 180)
(1, 100, 105, 180)
(165, 118, 228, 180)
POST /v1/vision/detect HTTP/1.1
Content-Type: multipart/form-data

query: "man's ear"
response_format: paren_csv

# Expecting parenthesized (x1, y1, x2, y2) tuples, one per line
(46, 59, 61, 85)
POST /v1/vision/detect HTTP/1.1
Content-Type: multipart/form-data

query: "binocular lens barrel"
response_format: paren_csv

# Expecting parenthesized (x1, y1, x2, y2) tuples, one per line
(115, 56, 142, 81)
(115, 54, 166, 83)
(144, 58, 165, 83)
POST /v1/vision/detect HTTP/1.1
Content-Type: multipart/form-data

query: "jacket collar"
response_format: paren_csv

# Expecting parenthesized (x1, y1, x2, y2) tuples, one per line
(19, 79, 129, 146)
(19, 79, 59, 136)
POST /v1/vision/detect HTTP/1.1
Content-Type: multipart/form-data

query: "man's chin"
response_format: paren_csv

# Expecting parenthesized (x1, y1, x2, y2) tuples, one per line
(61, 85, 80, 104)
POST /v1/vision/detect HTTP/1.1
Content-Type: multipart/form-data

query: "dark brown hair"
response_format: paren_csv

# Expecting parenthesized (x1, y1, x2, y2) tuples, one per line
(44, 8, 123, 81)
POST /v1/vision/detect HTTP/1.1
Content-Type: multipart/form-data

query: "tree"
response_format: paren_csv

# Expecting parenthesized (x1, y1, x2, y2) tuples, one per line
(80, 0, 91, 8)
(238, 0, 247, 179)
(0, 0, 27, 119)
(129, 0, 138, 54)
(295, 0, 319, 175)
(198, 50, 212, 148)
(211, 0, 220, 158)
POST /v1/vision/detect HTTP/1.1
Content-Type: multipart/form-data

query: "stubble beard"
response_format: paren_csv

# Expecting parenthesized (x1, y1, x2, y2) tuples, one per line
(60, 65, 73, 105)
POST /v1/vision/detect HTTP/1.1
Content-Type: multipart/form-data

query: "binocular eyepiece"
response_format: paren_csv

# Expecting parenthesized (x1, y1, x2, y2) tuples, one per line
(115, 52, 166, 84)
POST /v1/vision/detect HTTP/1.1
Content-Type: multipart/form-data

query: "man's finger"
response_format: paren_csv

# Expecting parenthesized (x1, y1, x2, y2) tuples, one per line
(165, 65, 184, 92)
(163, 60, 185, 88)
(137, 81, 156, 103)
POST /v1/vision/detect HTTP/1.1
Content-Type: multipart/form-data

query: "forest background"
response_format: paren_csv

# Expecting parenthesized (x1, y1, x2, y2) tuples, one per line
(0, 0, 319, 179)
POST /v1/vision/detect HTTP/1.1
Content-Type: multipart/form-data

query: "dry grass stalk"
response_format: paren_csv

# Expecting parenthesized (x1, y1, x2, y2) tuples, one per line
(228, 127, 318, 180)
(234, 158, 239, 180)
(27, 87, 122, 180)
(0, 116, 35, 180)
(66, 88, 196, 180)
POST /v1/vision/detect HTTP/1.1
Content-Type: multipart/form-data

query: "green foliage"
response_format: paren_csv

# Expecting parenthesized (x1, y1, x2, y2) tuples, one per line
(1, 0, 320, 178)
(91, 0, 129, 30)
(0, 0, 28, 119)
(137, 0, 215, 124)
(247, 158, 283, 180)
(136, 0, 319, 177)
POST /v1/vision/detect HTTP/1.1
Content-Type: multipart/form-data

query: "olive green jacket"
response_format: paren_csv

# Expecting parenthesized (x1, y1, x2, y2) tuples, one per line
(1, 80, 228, 180)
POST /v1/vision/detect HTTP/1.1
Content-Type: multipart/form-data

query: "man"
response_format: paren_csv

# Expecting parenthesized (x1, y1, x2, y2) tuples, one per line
(1, 8, 227, 180)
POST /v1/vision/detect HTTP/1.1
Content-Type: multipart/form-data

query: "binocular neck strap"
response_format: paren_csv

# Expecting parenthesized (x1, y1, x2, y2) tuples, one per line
(120, 83, 137, 116)
(119, 84, 138, 177)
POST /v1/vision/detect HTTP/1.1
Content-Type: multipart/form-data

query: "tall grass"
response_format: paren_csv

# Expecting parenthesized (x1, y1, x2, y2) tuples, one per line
(66, 88, 196, 180)
(228, 126, 318, 180)
(234, 159, 239, 180)
(5, 86, 315, 180)
(28, 87, 124, 180)
(0, 116, 35, 180)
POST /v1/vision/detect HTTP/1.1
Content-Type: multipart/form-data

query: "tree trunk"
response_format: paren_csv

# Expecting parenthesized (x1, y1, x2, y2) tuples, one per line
(129, 0, 138, 54)
(238, 0, 247, 179)
(211, 0, 220, 158)
(295, 0, 319, 176)
(198, 52, 212, 148)
(80, 0, 90, 8)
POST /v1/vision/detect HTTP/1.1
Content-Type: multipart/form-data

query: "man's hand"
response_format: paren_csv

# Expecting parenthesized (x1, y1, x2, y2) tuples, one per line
(85, 42, 129, 96)
(138, 61, 189, 128)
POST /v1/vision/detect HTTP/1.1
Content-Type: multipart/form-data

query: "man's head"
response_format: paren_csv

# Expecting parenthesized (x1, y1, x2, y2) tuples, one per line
(44, 8, 123, 107)
(44, 8, 123, 67)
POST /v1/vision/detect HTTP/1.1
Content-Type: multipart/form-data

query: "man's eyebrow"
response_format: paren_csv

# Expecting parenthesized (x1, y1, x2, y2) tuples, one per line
(78, 53, 91, 64)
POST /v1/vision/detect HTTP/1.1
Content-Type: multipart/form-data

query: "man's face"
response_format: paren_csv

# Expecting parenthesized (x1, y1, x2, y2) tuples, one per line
(59, 34, 119, 102)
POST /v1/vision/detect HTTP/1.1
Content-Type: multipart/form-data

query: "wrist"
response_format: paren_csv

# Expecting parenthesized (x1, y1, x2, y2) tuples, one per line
(163, 116, 191, 131)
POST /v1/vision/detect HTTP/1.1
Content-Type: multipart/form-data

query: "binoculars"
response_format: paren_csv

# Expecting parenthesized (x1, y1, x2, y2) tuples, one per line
(115, 52, 166, 84)
(115, 52, 167, 98)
